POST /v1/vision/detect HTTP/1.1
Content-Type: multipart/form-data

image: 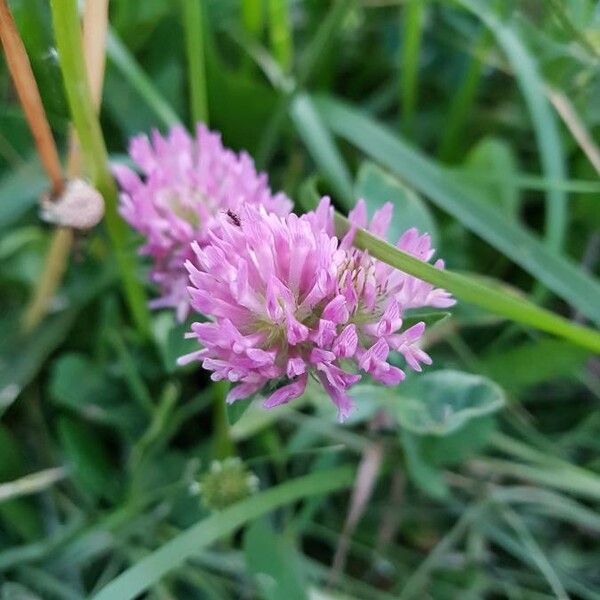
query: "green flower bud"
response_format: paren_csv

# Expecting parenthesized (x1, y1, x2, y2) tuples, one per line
(197, 457, 259, 511)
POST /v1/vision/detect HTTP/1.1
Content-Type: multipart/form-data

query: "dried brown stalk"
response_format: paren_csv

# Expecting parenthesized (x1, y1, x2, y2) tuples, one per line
(0, 0, 63, 194)
(547, 87, 600, 177)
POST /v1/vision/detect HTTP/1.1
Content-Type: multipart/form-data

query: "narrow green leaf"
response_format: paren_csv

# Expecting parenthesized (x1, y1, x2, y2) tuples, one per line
(316, 95, 600, 327)
(182, 0, 208, 125)
(456, 0, 567, 251)
(290, 94, 354, 206)
(92, 467, 354, 600)
(106, 30, 181, 128)
(334, 211, 600, 352)
(268, 0, 293, 72)
(400, 0, 425, 132)
(242, 0, 264, 38)
(438, 28, 490, 162)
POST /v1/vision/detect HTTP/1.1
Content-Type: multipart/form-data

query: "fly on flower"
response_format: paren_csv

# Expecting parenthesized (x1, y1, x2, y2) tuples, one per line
(225, 209, 241, 227)
(179, 197, 455, 421)
(114, 124, 292, 321)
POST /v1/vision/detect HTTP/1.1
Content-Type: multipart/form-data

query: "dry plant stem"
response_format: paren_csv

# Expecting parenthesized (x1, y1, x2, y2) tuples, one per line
(0, 0, 63, 194)
(22, 227, 74, 332)
(67, 0, 108, 175)
(375, 469, 404, 552)
(330, 441, 384, 584)
(547, 87, 600, 176)
(23, 0, 108, 333)
(0, 466, 68, 503)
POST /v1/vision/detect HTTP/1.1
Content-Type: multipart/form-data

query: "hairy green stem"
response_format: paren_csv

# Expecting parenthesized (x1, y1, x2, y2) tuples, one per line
(50, 0, 150, 336)
(335, 212, 600, 353)
(213, 381, 234, 459)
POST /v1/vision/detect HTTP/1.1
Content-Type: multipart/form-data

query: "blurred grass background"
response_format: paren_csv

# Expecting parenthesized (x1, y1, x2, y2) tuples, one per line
(0, 0, 600, 598)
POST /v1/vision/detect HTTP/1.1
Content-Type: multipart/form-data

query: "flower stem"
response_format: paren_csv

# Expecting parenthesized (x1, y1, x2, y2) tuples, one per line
(335, 212, 600, 353)
(213, 381, 234, 459)
(50, 0, 150, 337)
(182, 0, 209, 126)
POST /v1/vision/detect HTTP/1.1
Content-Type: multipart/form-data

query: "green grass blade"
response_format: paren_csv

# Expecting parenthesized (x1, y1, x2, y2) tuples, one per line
(268, 0, 293, 72)
(106, 30, 180, 128)
(91, 467, 354, 600)
(334, 213, 600, 353)
(290, 94, 354, 206)
(182, 0, 208, 125)
(0, 156, 45, 230)
(456, 0, 568, 251)
(400, 0, 425, 133)
(316, 95, 600, 326)
(242, 0, 264, 38)
(50, 0, 150, 337)
(438, 28, 489, 162)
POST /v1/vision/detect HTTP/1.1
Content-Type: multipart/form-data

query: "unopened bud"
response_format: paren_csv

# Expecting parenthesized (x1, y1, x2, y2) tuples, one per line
(197, 457, 259, 511)
(40, 178, 104, 230)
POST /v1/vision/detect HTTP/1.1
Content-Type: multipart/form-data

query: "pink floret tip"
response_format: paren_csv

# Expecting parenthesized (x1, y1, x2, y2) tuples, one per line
(114, 123, 292, 320)
(179, 197, 455, 421)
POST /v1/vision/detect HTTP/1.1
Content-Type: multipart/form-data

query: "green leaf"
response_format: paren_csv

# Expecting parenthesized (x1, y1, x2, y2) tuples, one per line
(401, 429, 448, 499)
(0, 158, 45, 231)
(57, 416, 117, 502)
(152, 312, 197, 374)
(480, 339, 591, 393)
(460, 137, 520, 218)
(91, 467, 354, 600)
(243, 519, 308, 600)
(226, 399, 252, 427)
(1, 583, 42, 600)
(355, 162, 438, 245)
(50, 354, 113, 411)
(49, 353, 142, 433)
(421, 414, 497, 466)
(315, 95, 600, 327)
(402, 309, 450, 330)
(290, 93, 354, 207)
(392, 370, 505, 436)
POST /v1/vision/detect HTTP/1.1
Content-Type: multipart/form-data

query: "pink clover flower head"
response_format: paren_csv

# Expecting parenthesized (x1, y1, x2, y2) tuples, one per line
(114, 123, 292, 320)
(180, 197, 454, 421)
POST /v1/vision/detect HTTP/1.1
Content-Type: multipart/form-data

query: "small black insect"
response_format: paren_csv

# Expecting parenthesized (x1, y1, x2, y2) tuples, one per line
(226, 209, 241, 227)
